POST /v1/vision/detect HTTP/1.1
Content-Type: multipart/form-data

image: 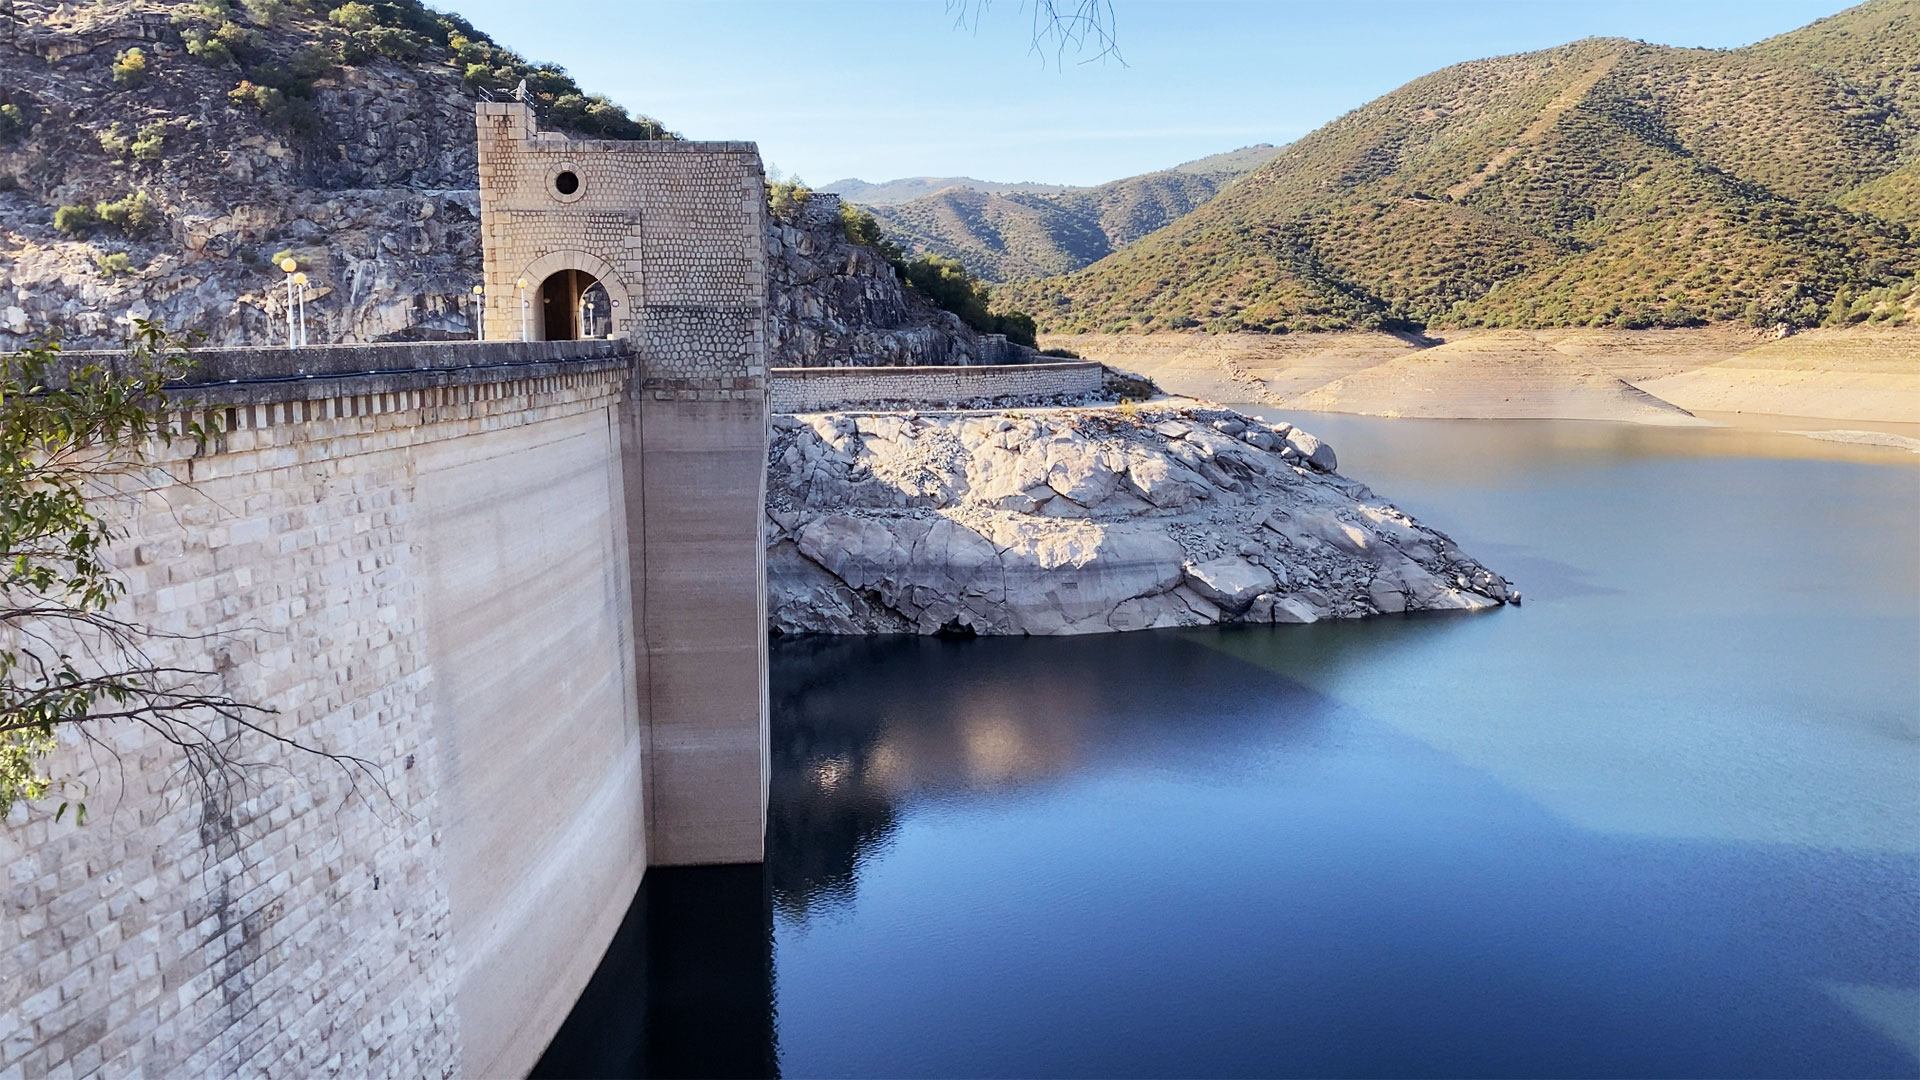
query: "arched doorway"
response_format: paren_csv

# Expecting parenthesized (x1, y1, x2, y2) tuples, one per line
(536, 269, 612, 340)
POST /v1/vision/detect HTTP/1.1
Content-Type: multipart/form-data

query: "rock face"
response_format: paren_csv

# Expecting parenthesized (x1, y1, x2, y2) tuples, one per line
(766, 405, 1510, 635)
(765, 193, 1040, 368)
(0, 2, 1010, 368)
(0, 1, 487, 349)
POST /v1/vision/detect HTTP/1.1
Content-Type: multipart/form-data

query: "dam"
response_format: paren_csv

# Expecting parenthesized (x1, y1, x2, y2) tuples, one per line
(0, 105, 772, 1078)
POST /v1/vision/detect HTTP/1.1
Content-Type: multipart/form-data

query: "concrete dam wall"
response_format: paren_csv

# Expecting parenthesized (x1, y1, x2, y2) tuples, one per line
(2, 102, 774, 1080)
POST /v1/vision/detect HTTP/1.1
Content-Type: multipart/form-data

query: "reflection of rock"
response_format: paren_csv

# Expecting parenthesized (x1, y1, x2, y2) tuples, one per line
(765, 627, 1414, 922)
(767, 637, 902, 918)
(766, 405, 1508, 635)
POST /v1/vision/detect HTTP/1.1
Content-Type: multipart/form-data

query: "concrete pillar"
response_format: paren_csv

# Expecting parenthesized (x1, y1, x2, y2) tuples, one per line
(631, 393, 770, 865)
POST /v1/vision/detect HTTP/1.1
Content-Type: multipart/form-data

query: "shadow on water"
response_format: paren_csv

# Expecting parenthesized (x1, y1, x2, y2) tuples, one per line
(531, 864, 776, 1080)
(543, 623, 1916, 1078)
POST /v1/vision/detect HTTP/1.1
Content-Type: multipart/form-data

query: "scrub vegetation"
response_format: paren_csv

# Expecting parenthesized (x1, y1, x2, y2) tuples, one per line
(166, 0, 673, 139)
(1004, 1, 1919, 333)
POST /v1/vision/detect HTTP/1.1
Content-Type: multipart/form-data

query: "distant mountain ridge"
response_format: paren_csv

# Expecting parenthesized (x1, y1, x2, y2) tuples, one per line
(1001, 0, 1919, 333)
(825, 145, 1283, 282)
(822, 176, 1075, 205)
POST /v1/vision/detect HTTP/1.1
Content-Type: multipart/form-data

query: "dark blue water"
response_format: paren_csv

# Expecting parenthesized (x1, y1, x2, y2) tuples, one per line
(543, 417, 1920, 1079)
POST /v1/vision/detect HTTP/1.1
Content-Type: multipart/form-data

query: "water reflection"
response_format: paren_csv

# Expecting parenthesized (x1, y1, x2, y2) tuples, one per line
(767, 628, 1393, 923)
(767, 629, 1918, 1079)
(547, 416, 1919, 1079)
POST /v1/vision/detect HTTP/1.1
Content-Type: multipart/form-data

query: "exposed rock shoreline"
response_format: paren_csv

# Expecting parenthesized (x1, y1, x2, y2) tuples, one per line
(766, 405, 1512, 636)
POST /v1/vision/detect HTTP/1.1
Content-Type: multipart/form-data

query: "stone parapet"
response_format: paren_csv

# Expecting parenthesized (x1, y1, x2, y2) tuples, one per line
(60, 338, 627, 381)
(770, 361, 1104, 411)
(54, 340, 631, 406)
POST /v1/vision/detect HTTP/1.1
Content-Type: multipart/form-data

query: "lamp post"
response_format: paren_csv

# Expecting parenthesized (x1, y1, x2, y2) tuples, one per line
(472, 284, 485, 341)
(280, 257, 299, 349)
(292, 271, 309, 347)
(516, 277, 530, 342)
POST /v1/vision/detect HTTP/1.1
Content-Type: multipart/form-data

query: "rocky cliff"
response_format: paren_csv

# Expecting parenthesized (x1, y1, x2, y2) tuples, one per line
(0, 0, 1013, 367)
(0, 0, 487, 347)
(765, 405, 1511, 635)
(766, 192, 1038, 368)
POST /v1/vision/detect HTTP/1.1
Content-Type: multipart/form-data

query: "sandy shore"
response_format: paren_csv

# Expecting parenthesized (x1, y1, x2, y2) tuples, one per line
(1047, 326, 1920, 434)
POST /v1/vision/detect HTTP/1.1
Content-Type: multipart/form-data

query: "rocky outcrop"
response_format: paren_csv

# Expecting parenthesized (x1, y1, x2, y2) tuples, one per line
(765, 405, 1511, 635)
(0, 2, 1006, 369)
(0, 2, 487, 349)
(765, 192, 1039, 368)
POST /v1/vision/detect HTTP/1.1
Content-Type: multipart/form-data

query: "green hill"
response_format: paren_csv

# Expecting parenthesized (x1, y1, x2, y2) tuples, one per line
(1002, 1, 1919, 333)
(849, 146, 1282, 282)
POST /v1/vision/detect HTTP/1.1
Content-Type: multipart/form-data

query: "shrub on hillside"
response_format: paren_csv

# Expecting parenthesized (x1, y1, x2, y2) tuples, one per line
(242, 0, 288, 26)
(288, 44, 334, 80)
(359, 26, 425, 61)
(903, 254, 1038, 347)
(57, 194, 166, 242)
(228, 74, 321, 136)
(547, 93, 667, 139)
(95, 192, 160, 236)
(767, 178, 811, 220)
(229, 79, 282, 113)
(182, 28, 233, 65)
(326, 2, 376, 31)
(111, 48, 148, 89)
(993, 310, 1038, 348)
(0, 103, 23, 140)
(95, 123, 131, 157)
(52, 205, 100, 237)
(835, 207, 1039, 345)
(214, 20, 263, 55)
(838, 203, 905, 267)
(131, 123, 166, 162)
(173, 0, 233, 22)
(94, 252, 137, 277)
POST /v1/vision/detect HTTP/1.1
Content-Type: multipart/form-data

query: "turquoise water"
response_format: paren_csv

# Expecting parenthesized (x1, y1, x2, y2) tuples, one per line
(542, 417, 1920, 1079)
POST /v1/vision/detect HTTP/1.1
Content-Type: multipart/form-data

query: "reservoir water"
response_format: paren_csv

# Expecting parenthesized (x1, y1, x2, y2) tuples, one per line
(537, 416, 1920, 1079)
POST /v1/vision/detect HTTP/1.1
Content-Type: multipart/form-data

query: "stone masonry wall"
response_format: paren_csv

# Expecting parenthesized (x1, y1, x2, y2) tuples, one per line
(474, 102, 774, 869)
(476, 102, 770, 401)
(770, 361, 1104, 412)
(0, 360, 642, 1079)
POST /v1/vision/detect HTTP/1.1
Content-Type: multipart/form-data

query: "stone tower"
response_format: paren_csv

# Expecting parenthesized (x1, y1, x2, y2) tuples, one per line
(476, 102, 772, 867)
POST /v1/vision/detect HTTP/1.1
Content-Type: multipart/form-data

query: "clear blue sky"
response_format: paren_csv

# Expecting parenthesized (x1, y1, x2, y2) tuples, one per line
(446, 0, 1853, 186)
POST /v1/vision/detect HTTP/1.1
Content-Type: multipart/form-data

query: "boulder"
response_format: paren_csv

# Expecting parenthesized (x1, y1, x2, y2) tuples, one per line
(1270, 596, 1321, 624)
(1182, 557, 1277, 615)
(1285, 429, 1338, 472)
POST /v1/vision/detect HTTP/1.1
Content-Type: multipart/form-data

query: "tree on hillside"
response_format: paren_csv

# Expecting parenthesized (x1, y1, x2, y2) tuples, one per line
(0, 324, 373, 823)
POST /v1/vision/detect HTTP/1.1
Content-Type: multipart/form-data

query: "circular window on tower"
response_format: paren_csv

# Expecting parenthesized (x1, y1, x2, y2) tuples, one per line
(548, 163, 586, 203)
